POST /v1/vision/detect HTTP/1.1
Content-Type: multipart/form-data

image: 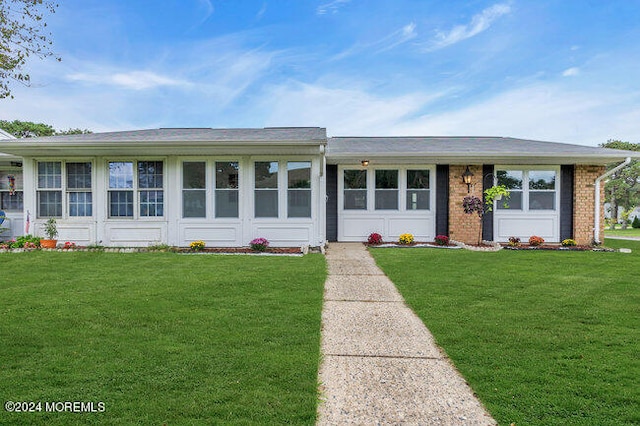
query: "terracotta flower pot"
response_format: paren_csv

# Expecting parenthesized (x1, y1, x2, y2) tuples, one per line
(40, 239, 57, 249)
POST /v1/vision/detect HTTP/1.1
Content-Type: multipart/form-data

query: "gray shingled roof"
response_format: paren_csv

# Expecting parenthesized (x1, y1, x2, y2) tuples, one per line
(326, 136, 640, 164)
(15, 127, 327, 143)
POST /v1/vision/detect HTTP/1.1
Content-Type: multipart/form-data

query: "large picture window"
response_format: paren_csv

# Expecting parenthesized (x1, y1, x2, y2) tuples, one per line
(255, 161, 278, 218)
(344, 170, 367, 210)
(109, 161, 163, 218)
(288, 161, 311, 218)
(216, 162, 239, 218)
(496, 169, 556, 211)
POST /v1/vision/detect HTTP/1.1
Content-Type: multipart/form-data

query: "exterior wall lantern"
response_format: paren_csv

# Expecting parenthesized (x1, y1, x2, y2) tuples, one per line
(462, 166, 474, 193)
(361, 160, 369, 167)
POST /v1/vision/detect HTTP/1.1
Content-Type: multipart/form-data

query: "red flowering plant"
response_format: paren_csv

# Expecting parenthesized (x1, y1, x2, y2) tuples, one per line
(367, 232, 383, 245)
(529, 235, 545, 246)
(63, 241, 77, 250)
(434, 235, 449, 246)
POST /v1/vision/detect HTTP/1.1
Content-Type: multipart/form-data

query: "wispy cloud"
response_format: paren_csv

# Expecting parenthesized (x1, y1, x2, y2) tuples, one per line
(67, 71, 192, 90)
(562, 67, 580, 77)
(332, 22, 417, 60)
(317, 0, 351, 15)
(256, 2, 268, 21)
(425, 2, 511, 51)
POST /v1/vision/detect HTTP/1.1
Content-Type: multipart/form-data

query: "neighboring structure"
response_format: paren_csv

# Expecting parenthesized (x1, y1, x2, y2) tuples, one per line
(0, 127, 638, 247)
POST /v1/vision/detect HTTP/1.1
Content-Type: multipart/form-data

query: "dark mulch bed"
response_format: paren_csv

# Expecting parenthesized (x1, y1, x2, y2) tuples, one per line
(176, 247, 302, 254)
(502, 244, 611, 251)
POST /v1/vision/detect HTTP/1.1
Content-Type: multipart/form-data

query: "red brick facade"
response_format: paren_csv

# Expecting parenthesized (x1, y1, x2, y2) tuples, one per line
(449, 165, 484, 244)
(573, 165, 605, 245)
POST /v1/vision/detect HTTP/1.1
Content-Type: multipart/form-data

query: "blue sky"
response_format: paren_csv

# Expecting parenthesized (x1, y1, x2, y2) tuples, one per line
(1, 0, 640, 145)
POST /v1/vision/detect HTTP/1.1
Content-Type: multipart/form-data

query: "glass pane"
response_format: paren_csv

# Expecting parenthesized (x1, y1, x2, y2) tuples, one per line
(344, 170, 366, 189)
(496, 170, 523, 190)
(37, 162, 61, 189)
(67, 162, 92, 189)
(1, 192, 23, 211)
(183, 162, 206, 189)
(68, 192, 92, 217)
(138, 161, 163, 189)
(529, 171, 556, 190)
(255, 190, 278, 217)
(37, 191, 62, 217)
(215, 190, 239, 218)
(216, 162, 239, 189)
(109, 162, 134, 189)
(288, 162, 311, 189)
(497, 190, 522, 210)
(288, 189, 311, 217)
(255, 162, 278, 189)
(375, 190, 398, 210)
(344, 190, 367, 210)
(375, 170, 398, 189)
(530, 192, 555, 210)
(406, 190, 430, 210)
(407, 170, 429, 189)
(109, 191, 133, 217)
(183, 190, 206, 218)
(140, 190, 164, 216)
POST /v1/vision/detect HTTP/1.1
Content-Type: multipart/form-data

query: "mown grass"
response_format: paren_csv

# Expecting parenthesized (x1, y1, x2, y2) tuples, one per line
(370, 241, 639, 426)
(605, 227, 640, 237)
(0, 252, 326, 425)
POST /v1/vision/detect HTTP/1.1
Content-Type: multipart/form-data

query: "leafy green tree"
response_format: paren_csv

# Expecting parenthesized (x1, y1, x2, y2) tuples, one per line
(600, 140, 640, 228)
(0, 119, 92, 137)
(0, 0, 60, 99)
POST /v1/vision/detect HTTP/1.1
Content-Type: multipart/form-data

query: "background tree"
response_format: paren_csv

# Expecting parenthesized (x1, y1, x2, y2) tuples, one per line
(600, 140, 640, 228)
(0, 0, 60, 99)
(0, 119, 92, 137)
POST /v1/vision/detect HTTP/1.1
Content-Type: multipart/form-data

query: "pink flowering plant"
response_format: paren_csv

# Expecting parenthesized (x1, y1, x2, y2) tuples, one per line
(250, 237, 269, 252)
(367, 232, 383, 245)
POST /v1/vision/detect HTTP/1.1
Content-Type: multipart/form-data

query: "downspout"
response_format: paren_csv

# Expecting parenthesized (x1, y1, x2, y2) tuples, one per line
(594, 157, 631, 244)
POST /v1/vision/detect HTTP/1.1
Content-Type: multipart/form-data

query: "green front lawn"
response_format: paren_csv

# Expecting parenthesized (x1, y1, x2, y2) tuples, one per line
(0, 252, 326, 425)
(370, 241, 639, 426)
(605, 227, 640, 237)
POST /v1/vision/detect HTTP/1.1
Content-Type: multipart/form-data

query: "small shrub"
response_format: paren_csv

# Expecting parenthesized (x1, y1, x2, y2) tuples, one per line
(190, 240, 206, 251)
(63, 241, 77, 250)
(633, 216, 640, 229)
(367, 232, 383, 245)
(508, 236, 521, 247)
(561, 238, 577, 247)
(529, 235, 545, 246)
(398, 233, 414, 245)
(250, 237, 269, 252)
(434, 235, 449, 246)
(8, 235, 40, 249)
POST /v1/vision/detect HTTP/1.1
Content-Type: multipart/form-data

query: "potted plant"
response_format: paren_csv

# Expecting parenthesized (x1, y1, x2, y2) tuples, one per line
(483, 184, 510, 211)
(40, 217, 59, 248)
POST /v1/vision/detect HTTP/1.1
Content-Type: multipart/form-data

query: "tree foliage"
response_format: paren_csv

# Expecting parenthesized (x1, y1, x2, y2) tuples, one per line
(600, 140, 640, 225)
(0, 0, 60, 99)
(0, 119, 92, 137)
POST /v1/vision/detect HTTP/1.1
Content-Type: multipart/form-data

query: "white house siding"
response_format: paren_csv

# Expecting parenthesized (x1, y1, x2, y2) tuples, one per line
(492, 165, 561, 242)
(19, 154, 324, 248)
(337, 165, 436, 242)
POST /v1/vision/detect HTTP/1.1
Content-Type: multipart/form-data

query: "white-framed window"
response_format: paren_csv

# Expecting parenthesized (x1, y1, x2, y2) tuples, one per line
(0, 170, 24, 212)
(341, 167, 433, 212)
(496, 169, 557, 211)
(182, 161, 206, 218)
(108, 161, 163, 218)
(36, 161, 93, 218)
(215, 161, 239, 218)
(254, 161, 279, 218)
(287, 161, 311, 218)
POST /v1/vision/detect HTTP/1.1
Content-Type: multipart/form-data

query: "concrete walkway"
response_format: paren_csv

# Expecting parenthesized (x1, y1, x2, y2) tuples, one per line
(317, 243, 496, 425)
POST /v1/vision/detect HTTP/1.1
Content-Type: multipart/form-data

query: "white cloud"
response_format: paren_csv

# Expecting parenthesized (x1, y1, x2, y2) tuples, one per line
(332, 22, 417, 60)
(425, 2, 511, 51)
(317, 0, 351, 15)
(67, 71, 192, 90)
(562, 67, 580, 77)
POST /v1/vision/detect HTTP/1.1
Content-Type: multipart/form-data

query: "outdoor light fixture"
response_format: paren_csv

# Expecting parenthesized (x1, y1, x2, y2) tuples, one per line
(462, 166, 474, 193)
(361, 160, 369, 167)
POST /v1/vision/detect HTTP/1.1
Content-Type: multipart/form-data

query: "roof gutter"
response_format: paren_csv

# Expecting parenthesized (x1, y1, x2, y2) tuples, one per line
(594, 157, 631, 244)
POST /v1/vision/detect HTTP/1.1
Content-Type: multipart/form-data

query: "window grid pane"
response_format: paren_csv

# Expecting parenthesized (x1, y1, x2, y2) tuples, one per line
(288, 162, 311, 189)
(406, 190, 430, 210)
(216, 162, 239, 189)
(140, 190, 164, 217)
(68, 192, 93, 217)
(183, 162, 206, 189)
(109, 191, 133, 217)
(67, 162, 92, 189)
(109, 162, 134, 189)
(407, 170, 430, 189)
(255, 162, 278, 189)
(344, 170, 366, 189)
(288, 190, 311, 217)
(255, 190, 278, 217)
(216, 190, 239, 218)
(344, 190, 367, 210)
(1, 192, 23, 211)
(37, 162, 62, 189)
(138, 161, 163, 189)
(37, 191, 62, 217)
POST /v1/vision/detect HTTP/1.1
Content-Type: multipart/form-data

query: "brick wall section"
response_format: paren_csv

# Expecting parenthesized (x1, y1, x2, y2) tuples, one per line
(449, 165, 484, 244)
(573, 165, 605, 245)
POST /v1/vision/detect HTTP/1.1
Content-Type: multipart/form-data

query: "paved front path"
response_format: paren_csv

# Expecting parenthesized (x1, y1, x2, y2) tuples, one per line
(317, 243, 496, 425)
